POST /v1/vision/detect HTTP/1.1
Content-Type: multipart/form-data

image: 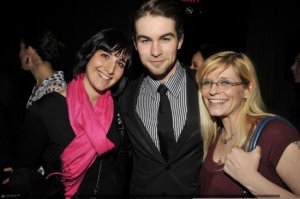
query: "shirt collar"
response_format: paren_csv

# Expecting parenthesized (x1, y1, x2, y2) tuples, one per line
(144, 61, 185, 97)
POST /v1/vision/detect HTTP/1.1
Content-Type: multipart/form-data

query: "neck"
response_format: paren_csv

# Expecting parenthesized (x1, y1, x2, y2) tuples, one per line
(220, 128, 236, 145)
(32, 63, 54, 87)
(220, 117, 236, 138)
(219, 116, 239, 145)
(83, 75, 101, 107)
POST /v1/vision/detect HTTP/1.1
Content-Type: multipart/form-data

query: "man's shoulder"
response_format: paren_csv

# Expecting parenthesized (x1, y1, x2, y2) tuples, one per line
(182, 65, 197, 80)
(119, 76, 142, 101)
(127, 77, 142, 88)
(123, 78, 141, 95)
(179, 64, 199, 93)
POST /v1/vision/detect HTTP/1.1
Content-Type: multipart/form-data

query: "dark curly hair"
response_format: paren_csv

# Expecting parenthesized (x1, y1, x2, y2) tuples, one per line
(21, 27, 65, 68)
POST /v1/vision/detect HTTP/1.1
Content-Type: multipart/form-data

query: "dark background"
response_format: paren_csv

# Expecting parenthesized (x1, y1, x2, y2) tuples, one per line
(1, 0, 300, 118)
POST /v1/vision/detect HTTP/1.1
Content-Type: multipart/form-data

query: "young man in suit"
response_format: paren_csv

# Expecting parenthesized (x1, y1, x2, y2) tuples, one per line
(119, 0, 203, 197)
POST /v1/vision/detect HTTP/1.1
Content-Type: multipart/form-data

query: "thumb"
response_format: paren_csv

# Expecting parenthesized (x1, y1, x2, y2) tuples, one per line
(251, 145, 261, 160)
(250, 146, 261, 170)
(253, 145, 261, 153)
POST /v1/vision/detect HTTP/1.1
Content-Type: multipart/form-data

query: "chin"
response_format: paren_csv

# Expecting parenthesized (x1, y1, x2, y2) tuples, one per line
(208, 111, 224, 117)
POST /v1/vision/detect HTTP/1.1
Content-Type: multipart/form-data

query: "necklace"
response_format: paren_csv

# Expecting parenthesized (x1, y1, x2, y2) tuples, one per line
(220, 129, 236, 144)
(218, 157, 224, 164)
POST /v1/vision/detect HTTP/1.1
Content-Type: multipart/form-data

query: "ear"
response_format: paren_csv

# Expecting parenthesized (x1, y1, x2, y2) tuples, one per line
(177, 34, 184, 50)
(23, 47, 32, 64)
(27, 46, 42, 62)
(132, 36, 137, 50)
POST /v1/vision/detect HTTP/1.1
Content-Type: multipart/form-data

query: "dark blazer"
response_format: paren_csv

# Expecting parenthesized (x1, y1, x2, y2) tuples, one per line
(119, 66, 203, 198)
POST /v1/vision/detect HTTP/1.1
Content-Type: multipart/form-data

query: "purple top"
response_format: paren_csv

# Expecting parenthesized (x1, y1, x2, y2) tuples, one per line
(200, 119, 300, 197)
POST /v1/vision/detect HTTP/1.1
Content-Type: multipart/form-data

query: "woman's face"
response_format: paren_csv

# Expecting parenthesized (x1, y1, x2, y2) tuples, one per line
(200, 66, 250, 120)
(291, 52, 300, 83)
(83, 50, 128, 95)
(190, 51, 204, 70)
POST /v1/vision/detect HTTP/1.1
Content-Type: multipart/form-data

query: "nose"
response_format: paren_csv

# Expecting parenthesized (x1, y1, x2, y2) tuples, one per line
(209, 83, 219, 95)
(105, 60, 117, 75)
(150, 41, 162, 57)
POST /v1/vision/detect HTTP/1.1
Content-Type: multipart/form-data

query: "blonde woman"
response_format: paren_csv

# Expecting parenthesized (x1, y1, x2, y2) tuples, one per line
(196, 51, 300, 197)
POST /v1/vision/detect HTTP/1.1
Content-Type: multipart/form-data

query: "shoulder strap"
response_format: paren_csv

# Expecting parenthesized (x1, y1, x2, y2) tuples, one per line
(247, 116, 293, 152)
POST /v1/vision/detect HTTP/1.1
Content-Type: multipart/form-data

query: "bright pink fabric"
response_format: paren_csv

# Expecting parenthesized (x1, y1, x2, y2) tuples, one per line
(61, 73, 115, 199)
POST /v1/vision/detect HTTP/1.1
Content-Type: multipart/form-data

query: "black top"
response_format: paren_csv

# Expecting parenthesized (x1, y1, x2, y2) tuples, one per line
(12, 92, 131, 198)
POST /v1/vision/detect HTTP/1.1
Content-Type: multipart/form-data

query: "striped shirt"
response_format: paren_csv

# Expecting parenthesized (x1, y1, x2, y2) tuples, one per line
(136, 62, 187, 149)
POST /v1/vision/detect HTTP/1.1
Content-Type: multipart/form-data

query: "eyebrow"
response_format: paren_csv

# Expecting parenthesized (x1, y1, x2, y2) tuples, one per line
(136, 32, 176, 41)
(118, 54, 128, 63)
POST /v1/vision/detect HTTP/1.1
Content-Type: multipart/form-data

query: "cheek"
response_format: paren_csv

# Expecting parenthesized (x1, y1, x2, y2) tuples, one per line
(236, 89, 248, 100)
(202, 93, 210, 106)
(203, 98, 210, 108)
(19, 51, 25, 60)
(230, 91, 247, 110)
(85, 60, 93, 71)
(114, 68, 125, 80)
(136, 45, 148, 56)
(165, 43, 178, 54)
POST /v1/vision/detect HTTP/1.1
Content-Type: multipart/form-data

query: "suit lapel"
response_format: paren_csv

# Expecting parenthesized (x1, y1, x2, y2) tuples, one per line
(170, 68, 201, 161)
(122, 68, 201, 163)
(122, 76, 164, 161)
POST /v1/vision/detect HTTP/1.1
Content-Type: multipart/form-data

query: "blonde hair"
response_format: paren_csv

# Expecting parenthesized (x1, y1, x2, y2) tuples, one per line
(195, 51, 273, 159)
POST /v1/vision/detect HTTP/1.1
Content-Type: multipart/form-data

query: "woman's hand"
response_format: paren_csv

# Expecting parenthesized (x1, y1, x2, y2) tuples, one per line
(224, 146, 261, 185)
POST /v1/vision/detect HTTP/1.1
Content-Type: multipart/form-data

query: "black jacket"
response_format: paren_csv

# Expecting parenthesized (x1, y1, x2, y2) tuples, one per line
(118, 66, 203, 198)
(10, 92, 131, 198)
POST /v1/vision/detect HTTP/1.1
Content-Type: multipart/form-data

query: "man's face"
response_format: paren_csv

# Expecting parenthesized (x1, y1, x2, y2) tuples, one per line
(134, 15, 183, 83)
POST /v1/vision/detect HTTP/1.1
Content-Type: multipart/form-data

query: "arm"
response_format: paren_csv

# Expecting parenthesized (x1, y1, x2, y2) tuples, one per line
(14, 105, 49, 170)
(3, 106, 49, 194)
(275, 141, 300, 196)
(224, 145, 300, 197)
(2, 105, 48, 187)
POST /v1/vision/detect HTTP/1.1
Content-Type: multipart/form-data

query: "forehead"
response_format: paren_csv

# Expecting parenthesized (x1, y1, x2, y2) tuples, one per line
(135, 15, 177, 38)
(205, 66, 238, 79)
(192, 52, 204, 61)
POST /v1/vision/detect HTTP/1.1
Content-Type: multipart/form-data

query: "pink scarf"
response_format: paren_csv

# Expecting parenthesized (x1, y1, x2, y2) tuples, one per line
(61, 73, 115, 199)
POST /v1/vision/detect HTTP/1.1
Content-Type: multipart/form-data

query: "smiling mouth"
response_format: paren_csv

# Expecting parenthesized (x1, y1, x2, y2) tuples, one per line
(208, 99, 227, 104)
(98, 71, 112, 80)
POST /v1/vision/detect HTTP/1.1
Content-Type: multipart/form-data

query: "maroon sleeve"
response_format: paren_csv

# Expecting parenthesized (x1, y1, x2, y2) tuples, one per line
(257, 119, 300, 167)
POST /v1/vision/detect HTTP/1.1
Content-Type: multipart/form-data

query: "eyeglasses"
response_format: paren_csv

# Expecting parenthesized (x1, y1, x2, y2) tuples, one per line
(199, 80, 248, 90)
